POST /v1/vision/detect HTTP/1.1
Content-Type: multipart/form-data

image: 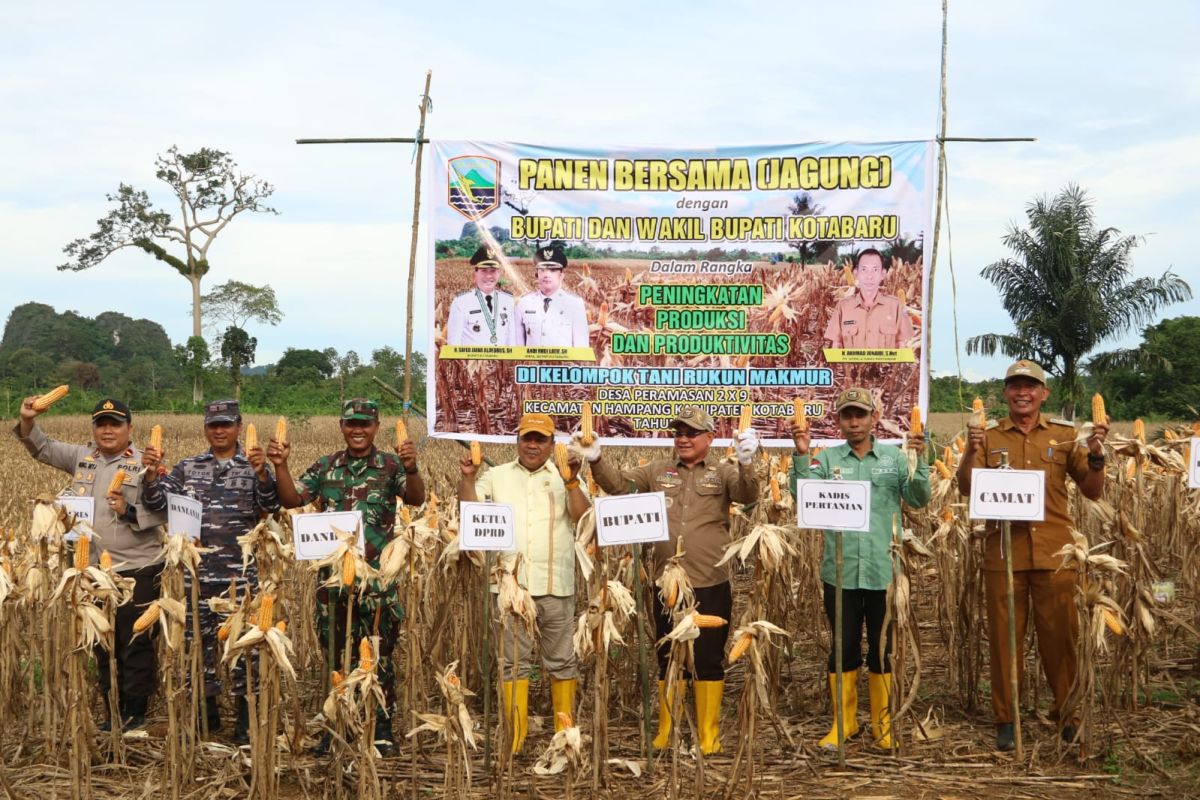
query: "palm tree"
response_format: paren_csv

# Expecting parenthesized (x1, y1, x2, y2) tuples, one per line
(966, 184, 1192, 419)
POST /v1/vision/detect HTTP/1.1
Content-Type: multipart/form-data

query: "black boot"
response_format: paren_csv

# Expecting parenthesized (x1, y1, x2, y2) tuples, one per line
(204, 696, 222, 733)
(312, 731, 333, 756)
(98, 694, 124, 733)
(373, 713, 396, 757)
(995, 722, 1015, 752)
(123, 695, 148, 730)
(232, 696, 249, 745)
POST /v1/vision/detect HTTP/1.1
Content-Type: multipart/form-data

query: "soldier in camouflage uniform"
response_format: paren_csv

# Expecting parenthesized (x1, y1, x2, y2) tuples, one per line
(270, 398, 425, 756)
(142, 399, 279, 743)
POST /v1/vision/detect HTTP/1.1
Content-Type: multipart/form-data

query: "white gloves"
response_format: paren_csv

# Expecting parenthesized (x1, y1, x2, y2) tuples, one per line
(570, 431, 602, 463)
(734, 429, 760, 465)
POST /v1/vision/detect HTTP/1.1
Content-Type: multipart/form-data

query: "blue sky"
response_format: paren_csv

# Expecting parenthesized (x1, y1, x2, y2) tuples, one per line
(3, 1, 1197, 385)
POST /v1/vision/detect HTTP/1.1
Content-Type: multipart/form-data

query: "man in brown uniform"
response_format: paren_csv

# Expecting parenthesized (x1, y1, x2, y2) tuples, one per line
(823, 248, 914, 350)
(957, 360, 1108, 751)
(580, 407, 760, 754)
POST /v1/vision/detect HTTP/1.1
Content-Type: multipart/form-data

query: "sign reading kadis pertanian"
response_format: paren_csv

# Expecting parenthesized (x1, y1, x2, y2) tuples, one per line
(459, 502, 516, 551)
(795, 480, 872, 532)
(292, 511, 365, 561)
(969, 469, 1046, 521)
(166, 493, 203, 542)
(56, 494, 94, 542)
(426, 140, 934, 448)
(594, 492, 670, 546)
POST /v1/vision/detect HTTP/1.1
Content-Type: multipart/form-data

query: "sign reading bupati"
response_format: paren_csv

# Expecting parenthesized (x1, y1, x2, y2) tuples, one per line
(969, 469, 1046, 521)
(56, 495, 94, 542)
(167, 493, 203, 541)
(795, 480, 872, 532)
(459, 502, 516, 551)
(1189, 438, 1200, 489)
(292, 511, 365, 561)
(426, 141, 934, 448)
(595, 492, 669, 546)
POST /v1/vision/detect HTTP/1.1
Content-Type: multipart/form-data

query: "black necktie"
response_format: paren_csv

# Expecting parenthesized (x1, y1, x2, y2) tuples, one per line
(543, 297, 551, 312)
(486, 295, 493, 313)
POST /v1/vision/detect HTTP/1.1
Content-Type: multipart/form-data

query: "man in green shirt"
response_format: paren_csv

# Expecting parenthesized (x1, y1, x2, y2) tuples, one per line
(789, 388, 929, 750)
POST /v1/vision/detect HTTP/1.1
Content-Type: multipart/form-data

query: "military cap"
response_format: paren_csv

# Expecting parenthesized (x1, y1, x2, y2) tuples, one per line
(1004, 359, 1047, 385)
(204, 399, 240, 424)
(533, 244, 568, 270)
(91, 398, 131, 423)
(470, 245, 502, 269)
(517, 412, 555, 437)
(835, 387, 875, 412)
(669, 406, 715, 433)
(341, 398, 380, 421)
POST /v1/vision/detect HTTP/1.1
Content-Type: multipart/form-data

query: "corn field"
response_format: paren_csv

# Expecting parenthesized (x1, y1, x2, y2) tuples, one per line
(0, 413, 1197, 799)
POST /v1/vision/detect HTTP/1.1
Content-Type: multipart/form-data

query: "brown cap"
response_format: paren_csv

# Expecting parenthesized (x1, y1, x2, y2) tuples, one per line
(517, 412, 555, 437)
(669, 406, 715, 432)
(1004, 359, 1047, 385)
(835, 387, 875, 412)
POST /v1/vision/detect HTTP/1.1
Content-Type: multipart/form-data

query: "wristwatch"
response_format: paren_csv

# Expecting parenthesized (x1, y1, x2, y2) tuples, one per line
(1087, 453, 1105, 470)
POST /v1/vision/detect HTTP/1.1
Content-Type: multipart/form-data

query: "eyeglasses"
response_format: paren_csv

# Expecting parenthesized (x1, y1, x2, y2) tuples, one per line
(673, 428, 707, 439)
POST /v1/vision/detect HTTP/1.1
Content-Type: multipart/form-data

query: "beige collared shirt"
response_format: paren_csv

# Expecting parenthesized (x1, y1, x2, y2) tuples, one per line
(824, 290, 914, 349)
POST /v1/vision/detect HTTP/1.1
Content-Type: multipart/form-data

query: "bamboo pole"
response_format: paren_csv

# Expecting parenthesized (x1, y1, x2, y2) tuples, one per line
(1000, 451, 1023, 759)
(633, 543, 653, 777)
(402, 70, 433, 421)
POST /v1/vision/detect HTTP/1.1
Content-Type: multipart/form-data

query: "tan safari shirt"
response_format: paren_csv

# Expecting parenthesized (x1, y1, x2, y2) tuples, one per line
(824, 291, 914, 349)
(590, 455, 758, 588)
(967, 414, 1090, 572)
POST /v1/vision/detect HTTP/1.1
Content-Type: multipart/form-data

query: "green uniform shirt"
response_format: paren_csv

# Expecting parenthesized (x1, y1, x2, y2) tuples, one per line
(789, 438, 931, 590)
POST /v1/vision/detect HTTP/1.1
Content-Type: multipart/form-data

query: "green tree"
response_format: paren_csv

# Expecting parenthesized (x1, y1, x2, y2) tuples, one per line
(59, 146, 276, 402)
(175, 336, 211, 401)
(275, 348, 334, 383)
(219, 326, 257, 400)
(1092, 316, 1200, 420)
(201, 279, 283, 334)
(966, 185, 1192, 419)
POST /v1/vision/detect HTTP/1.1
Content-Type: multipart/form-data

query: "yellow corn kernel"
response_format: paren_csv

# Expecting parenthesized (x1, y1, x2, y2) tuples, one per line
(107, 470, 127, 495)
(245, 424, 258, 451)
(1133, 419, 1145, 443)
(941, 506, 954, 523)
(217, 619, 233, 642)
(395, 419, 409, 445)
(738, 404, 753, 434)
(1102, 608, 1124, 636)
(843, 263, 855, 286)
(692, 612, 728, 629)
(970, 397, 985, 428)
(31, 385, 69, 412)
(728, 633, 753, 664)
(74, 536, 90, 572)
(341, 551, 356, 586)
(770, 476, 782, 504)
(133, 602, 161, 634)
(554, 443, 572, 481)
(934, 459, 952, 480)
(359, 638, 375, 673)
(596, 302, 609, 327)
(99, 550, 113, 571)
(792, 398, 807, 432)
(580, 402, 595, 446)
(400, 505, 412, 525)
(1091, 394, 1107, 426)
(258, 594, 275, 629)
(467, 440, 482, 467)
(274, 620, 287, 634)
(428, 491, 438, 513)
(909, 406, 923, 437)
(275, 416, 288, 444)
(149, 424, 163, 452)
(331, 670, 344, 687)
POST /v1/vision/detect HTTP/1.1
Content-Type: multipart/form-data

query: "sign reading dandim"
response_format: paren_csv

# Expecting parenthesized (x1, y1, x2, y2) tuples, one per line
(292, 511, 365, 561)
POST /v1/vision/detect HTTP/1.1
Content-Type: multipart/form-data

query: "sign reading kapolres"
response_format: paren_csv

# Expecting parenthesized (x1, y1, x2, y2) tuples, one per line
(427, 141, 934, 447)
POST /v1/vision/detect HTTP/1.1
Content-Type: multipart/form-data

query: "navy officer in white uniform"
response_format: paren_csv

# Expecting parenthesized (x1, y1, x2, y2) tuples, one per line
(447, 245, 516, 346)
(514, 245, 590, 348)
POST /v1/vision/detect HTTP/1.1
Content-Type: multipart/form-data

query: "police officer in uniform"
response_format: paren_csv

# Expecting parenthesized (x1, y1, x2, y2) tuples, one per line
(141, 399, 279, 742)
(515, 245, 590, 348)
(447, 245, 516, 346)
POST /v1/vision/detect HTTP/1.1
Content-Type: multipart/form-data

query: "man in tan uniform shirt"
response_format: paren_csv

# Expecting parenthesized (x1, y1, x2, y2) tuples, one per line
(824, 248, 914, 350)
(957, 360, 1108, 751)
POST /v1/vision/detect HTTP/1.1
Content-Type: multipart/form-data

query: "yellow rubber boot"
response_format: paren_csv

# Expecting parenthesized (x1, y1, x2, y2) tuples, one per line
(818, 673, 859, 749)
(693, 680, 724, 755)
(501, 679, 529, 753)
(652, 680, 677, 749)
(868, 672, 894, 750)
(550, 677, 577, 731)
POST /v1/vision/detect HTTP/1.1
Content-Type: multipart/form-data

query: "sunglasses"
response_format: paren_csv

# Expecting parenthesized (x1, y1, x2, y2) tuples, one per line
(673, 428, 708, 439)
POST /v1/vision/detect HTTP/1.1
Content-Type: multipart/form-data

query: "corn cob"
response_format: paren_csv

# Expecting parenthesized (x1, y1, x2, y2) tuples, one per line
(331, 670, 344, 688)
(770, 476, 782, 504)
(969, 397, 985, 428)
(258, 594, 275, 629)
(1102, 608, 1124, 636)
(217, 619, 233, 642)
(275, 620, 287, 634)
(74, 536, 90, 571)
(341, 551, 356, 586)
(1133, 419, 1145, 443)
(941, 506, 955, 523)
(400, 505, 411, 526)
(909, 406, 923, 437)
(1164, 429, 1176, 441)
(133, 602, 161, 633)
(737, 403, 753, 435)
(942, 445, 954, 465)
(768, 305, 784, 324)
(580, 402, 595, 446)
(359, 638, 375, 672)
(624, 267, 633, 283)
(934, 459, 953, 479)
(1091, 393, 1107, 426)
(107, 470, 126, 495)
(896, 288, 907, 306)
(792, 397, 807, 431)
(954, 435, 965, 452)
(395, 419, 409, 445)
(245, 423, 258, 450)
(728, 633, 753, 663)
(470, 440, 482, 466)
(554, 443, 572, 480)
(31, 385, 69, 412)
(99, 550, 113, 571)
(429, 491, 438, 513)
(275, 416, 288, 444)
(843, 264, 855, 286)
(149, 424, 163, 452)
(596, 302, 609, 327)
(692, 612, 727, 629)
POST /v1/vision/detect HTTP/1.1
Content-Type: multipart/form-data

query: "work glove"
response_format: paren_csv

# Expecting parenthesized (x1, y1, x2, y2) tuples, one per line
(570, 431, 602, 463)
(734, 429, 760, 466)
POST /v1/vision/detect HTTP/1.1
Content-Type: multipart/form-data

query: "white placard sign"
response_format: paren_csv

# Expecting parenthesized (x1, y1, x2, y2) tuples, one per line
(595, 492, 669, 546)
(56, 495, 94, 542)
(969, 468, 1046, 521)
(292, 511, 365, 561)
(459, 502, 516, 551)
(795, 480, 872, 532)
(1190, 438, 1200, 489)
(167, 493, 203, 541)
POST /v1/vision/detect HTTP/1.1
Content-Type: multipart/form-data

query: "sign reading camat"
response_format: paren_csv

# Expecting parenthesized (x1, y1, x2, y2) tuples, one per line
(56, 495, 94, 542)
(969, 469, 1046, 521)
(595, 492, 669, 546)
(459, 502, 516, 551)
(167, 493, 203, 541)
(796, 480, 872, 532)
(292, 511, 366, 561)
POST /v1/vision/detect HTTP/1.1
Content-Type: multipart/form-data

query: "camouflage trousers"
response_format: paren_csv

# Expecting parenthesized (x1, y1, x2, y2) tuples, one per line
(187, 566, 257, 697)
(316, 580, 404, 709)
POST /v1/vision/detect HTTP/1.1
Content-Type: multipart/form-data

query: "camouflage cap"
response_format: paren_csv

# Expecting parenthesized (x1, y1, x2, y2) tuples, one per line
(517, 412, 555, 437)
(1004, 359, 1047, 385)
(341, 398, 379, 421)
(469, 244, 502, 269)
(91, 398, 131, 423)
(835, 387, 875, 412)
(204, 399, 240, 424)
(533, 244, 568, 270)
(669, 406, 715, 433)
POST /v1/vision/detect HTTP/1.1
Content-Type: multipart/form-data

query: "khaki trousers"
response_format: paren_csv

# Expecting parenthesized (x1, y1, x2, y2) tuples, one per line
(984, 569, 1078, 723)
(496, 594, 577, 680)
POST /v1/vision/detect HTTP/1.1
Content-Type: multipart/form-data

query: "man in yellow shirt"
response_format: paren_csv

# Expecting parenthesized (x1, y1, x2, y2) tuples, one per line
(458, 412, 589, 752)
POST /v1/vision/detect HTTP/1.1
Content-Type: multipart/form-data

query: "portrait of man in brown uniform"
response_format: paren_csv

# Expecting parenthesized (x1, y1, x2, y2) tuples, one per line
(823, 248, 914, 350)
